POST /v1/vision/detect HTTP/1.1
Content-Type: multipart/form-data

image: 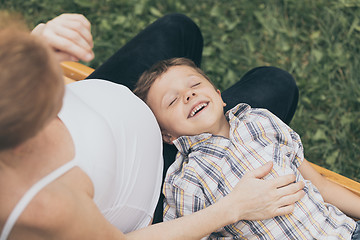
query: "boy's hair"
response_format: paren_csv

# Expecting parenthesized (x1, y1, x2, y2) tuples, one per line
(134, 57, 215, 102)
(0, 12, 64, 150)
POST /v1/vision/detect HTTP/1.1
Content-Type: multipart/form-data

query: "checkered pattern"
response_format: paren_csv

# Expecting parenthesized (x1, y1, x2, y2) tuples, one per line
(163, 103, 356, 239)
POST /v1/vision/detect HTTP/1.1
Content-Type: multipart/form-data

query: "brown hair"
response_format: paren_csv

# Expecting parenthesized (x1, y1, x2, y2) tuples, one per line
(134, 57, 215, 102)
(0, 13, 64, 150)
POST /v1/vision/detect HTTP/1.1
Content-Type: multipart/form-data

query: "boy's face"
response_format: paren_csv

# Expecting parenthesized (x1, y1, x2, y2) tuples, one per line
(146, 65, 228, 144)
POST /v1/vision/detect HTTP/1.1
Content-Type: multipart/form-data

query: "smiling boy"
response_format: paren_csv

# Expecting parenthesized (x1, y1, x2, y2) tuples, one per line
(134, 57, 360, 239)
(145, 61, 229, 142)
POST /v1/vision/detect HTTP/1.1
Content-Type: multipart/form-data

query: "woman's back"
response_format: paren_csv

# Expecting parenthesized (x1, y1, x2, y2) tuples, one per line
(0, 116, 93, 239)
(0, 79, 163, 239)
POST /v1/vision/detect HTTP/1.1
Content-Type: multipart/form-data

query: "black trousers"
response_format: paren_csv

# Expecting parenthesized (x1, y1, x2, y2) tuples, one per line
(87, 13, 299, 223)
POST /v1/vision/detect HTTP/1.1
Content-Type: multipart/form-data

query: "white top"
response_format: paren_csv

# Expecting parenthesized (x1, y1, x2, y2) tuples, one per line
(0, 80, 163, 239)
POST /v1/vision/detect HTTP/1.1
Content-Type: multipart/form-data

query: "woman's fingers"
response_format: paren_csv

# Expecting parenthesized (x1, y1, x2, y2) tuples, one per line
(31, 13, 94, 62)
(244, 161, 273, 179)
(272, 175, 305, 207)
(270, 174, 296, 188)
(270, 176, 305, 217)
(274, 204, 295, 216)
(47, 14, 93, 61)
(43, 23, 93, 61)
(277, 179, 305, 196)
(278, 186, 306, 207)
(54, 50, 79, 62)
(228, 163, 305, 221)
(31, 23, 46, 36)
(64, 14, 93, 47)
(274, 189, 305, 216)
(53, 14, 93, 48)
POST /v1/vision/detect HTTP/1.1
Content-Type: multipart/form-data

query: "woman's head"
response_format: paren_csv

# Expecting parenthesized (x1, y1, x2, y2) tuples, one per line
(0, 14, 64, 150)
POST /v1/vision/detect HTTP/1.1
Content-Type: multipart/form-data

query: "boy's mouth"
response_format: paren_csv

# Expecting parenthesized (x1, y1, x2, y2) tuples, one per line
(188, 102, 208, 118)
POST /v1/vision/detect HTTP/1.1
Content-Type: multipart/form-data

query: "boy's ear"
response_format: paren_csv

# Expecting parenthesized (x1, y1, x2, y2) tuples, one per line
(217, 89, 227, 107)
(161, 130, 174, 144)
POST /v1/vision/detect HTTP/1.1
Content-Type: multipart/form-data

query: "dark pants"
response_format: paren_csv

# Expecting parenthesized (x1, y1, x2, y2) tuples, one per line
(87, 13, 299, 223)
(353, 221, 360, 240)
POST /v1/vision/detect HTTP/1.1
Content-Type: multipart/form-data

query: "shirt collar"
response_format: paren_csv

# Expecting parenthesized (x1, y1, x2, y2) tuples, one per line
(173, 133, 213, 155)
(173, 103, 251, 155)
(225, 103, 251, 123)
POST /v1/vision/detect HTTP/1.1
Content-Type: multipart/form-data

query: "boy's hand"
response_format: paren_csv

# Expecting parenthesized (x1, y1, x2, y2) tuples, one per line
(31, 13, 94, 62)
(227, 162, 305, 222)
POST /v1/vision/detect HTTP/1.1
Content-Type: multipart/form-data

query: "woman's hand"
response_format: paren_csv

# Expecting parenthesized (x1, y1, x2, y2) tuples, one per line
(225, 162, 305, 222)
(127, 162, 305, 240)
(31, 13, 94, 62)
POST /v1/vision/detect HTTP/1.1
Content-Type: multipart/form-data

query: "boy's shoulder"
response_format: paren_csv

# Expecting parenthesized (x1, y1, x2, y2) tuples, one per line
(166, 137, 229, 181)
(165, 149, 231, 201)
(225, 103, 251, 119)
(227, 103, 277, 124)
(227, 103, 272, 116)
(175, 134, 231, 161)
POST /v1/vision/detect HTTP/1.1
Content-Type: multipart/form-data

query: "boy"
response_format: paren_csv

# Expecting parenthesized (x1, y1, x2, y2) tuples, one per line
(134, 58, 360, 239)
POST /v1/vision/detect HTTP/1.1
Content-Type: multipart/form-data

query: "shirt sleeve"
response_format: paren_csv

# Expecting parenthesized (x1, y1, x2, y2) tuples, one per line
(163, 182, 207, 221)
(162, 152, 219, 221)
(261, 108, 305, 169)
(248, 107, 305, 170)
(287, 126, 304, 168)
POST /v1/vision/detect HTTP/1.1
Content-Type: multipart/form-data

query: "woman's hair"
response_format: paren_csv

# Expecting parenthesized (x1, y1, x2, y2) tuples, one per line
(134, 57, 215, 102)
(0, 13, 64, 150)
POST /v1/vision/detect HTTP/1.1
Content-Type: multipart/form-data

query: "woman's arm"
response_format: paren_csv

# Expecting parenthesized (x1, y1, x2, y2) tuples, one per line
(126, 162, 305, 240)
(31, 13, 94, 62)
(298, 158, 360, 219)
(23, 162, 303, 240)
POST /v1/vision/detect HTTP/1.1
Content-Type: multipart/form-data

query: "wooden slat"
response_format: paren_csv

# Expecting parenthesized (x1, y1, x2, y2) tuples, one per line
(61, 61, 94, 81)
(63, 75, 76, 85)
(310, 162, 360, 197)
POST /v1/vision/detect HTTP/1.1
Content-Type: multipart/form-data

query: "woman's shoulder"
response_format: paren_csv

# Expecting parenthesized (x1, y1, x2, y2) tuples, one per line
(0, 183, 74, 239)
(1, 167, 95, 239)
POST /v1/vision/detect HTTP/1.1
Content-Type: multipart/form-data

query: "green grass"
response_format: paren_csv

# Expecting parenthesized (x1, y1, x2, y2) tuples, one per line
(2, 0, 360, 181)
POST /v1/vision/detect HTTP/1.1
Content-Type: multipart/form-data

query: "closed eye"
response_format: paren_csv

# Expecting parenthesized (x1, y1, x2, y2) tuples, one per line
(169, 98, 177, 106)
(192, 82, 201, 87)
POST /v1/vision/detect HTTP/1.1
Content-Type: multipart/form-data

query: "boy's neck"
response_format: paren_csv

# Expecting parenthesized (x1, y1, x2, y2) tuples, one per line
(212, 114, 230, 139)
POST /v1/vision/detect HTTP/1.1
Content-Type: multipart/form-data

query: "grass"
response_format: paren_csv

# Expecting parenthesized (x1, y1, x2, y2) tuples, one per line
(2, 0, 360, 181)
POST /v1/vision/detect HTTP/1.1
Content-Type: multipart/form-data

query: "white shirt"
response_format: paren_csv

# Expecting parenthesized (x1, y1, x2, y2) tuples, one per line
(59, 79, 163, 233)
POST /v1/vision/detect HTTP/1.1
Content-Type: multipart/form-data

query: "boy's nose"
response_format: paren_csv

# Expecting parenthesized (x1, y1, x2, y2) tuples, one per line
(184, 92, 196, 103)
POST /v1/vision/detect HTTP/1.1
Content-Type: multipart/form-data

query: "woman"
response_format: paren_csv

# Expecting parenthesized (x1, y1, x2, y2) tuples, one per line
(0, 13, 304, 239)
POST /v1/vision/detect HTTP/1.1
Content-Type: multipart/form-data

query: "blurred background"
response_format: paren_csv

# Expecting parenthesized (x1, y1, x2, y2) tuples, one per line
(2, 0, 360, 181)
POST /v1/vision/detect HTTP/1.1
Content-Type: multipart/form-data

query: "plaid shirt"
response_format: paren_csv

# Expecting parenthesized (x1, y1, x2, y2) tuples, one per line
(163, 103, 356, 239)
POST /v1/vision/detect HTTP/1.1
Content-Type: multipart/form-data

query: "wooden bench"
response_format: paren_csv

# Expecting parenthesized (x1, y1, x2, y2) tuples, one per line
(61, 61, 360, 200)
(62, 61, 94, 84)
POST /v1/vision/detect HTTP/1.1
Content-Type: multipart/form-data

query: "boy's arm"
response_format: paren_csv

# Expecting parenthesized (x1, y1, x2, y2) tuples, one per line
(163, 177, 216, 239)
(298, 158, 360, 219)
(163, 182, 208, 220)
